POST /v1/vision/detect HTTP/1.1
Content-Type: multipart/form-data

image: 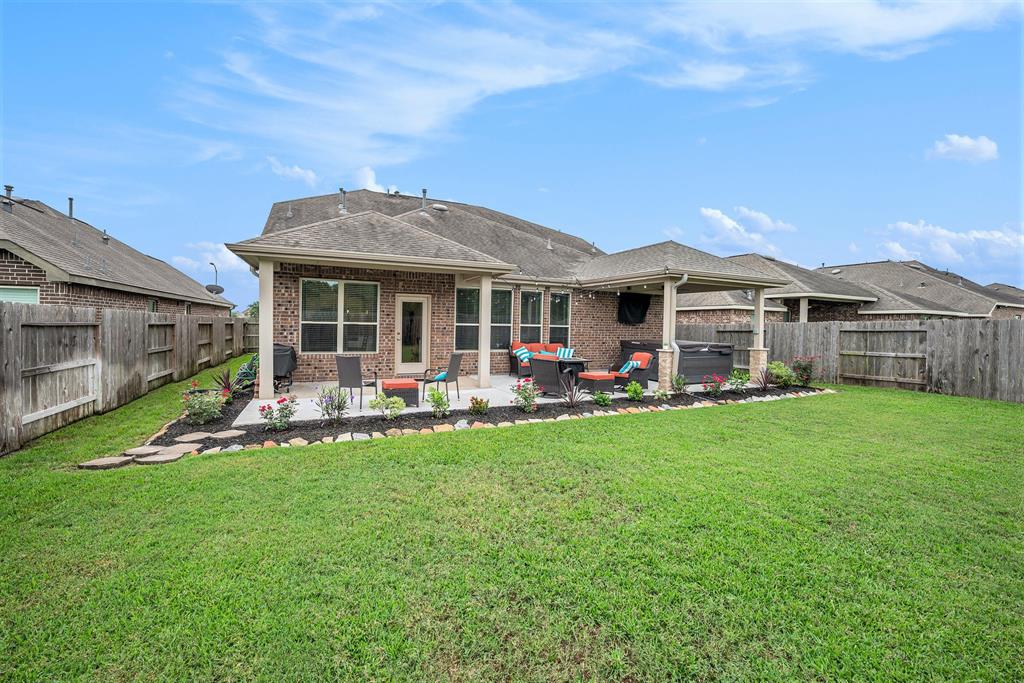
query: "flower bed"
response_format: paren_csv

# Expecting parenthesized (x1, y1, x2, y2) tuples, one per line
(147, 385, 824, 450)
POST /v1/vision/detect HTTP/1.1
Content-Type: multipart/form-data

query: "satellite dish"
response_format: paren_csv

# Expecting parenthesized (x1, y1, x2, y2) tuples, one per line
(205, 284, 225, 295)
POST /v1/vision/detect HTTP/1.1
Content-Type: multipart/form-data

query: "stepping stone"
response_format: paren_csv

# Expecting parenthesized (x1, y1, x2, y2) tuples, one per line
(223, 444, 244, 452)
(210, 429, 245, 440)
(352, 433, 370, 441)
(174, 432, 212, 443)
(434, 424, 454, 432)
(79, 455, 133, 470)
(288, 438, 308, 447)
(202, 447, 222, 455)
(157, 443, 199, 456)
(135, 452, 186, 465)
(124, 445, 161, 456)
(337, 433, 352, 442)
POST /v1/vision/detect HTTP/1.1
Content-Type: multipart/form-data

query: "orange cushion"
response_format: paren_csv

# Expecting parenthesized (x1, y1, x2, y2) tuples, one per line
(525, 343, 545, 353)
(382, 379, 418, 390)
(631, 352, 653, 369)
(613, 372, 630, 379)
(543, 343, 563, 353)
(532, 353, 558, 361)
(511, 341, 525, 350)
(579, 372, 614, 380)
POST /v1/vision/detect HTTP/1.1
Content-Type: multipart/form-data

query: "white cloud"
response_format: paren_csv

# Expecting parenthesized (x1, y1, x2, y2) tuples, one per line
(880, 240, 918, 260)
(883, 219, 1024, 265)
(651, 1, 1016, 57)
(927, 134, 999, 163)
(354, 166, 386, 193)
(174, 242, 250, 275)
(663, 225, 685, 239)
(734, 206, 796, 232)
(848, 242, 860, 253)
(699, 207, 781, 255)
(644, 61, 750, 90)
(267, 156, 318, 186)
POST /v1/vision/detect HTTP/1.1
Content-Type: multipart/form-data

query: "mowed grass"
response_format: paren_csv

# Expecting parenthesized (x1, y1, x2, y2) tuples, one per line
(1, 374, 1021, 681)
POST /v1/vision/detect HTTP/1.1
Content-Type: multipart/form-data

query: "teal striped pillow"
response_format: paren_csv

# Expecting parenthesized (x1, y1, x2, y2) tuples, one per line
(555, 347, 574, 359)
(618, 360, 640, 374)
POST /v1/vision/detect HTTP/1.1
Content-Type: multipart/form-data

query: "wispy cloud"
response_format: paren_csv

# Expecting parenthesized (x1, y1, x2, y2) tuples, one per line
(174, 241, 250, 275)
(267, 156, 318, 186)
(698, 207, 782, 255)
(881, 219, 1023, 265)
(927, 134, 999, 163)
(734, 206, 796, 233)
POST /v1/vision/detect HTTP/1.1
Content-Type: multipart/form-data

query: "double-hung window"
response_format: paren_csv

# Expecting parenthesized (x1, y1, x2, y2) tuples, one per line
(519, 290, 542, 343)
(455, 288, 514, 351)
(549, 292, 570, 346)
(300, 279, 379, 353)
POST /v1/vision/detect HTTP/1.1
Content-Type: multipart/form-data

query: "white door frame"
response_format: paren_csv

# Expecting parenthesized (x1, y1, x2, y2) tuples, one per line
(395, 294, 431, 375)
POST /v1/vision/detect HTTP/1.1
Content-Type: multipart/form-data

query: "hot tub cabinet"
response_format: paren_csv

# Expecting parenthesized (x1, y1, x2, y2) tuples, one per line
(676, 340, 734, 380)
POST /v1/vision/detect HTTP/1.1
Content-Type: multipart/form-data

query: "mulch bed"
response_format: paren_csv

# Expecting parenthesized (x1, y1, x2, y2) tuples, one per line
(150, 385, 821, 448)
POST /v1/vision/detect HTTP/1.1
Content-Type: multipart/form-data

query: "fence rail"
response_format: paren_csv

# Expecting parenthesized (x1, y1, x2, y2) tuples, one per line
(676, 319, 1023, 403)
(1, 303, 255, 455)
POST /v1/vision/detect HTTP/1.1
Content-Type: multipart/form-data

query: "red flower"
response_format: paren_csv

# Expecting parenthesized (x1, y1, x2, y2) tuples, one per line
(277, 397, 287, 404)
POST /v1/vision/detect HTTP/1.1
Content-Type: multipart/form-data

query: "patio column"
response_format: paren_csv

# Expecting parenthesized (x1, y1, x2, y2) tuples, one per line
(658, 278, 677, 391)
(749, 287, 768, 379)
(257, 258, 275, 399)
(478, 274, 492, 388)
(798, 297, 809, 323)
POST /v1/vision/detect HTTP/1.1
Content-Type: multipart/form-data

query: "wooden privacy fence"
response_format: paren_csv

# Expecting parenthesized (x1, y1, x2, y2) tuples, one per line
(676, 319, 1024, 403)
(1, 303, 255, 455)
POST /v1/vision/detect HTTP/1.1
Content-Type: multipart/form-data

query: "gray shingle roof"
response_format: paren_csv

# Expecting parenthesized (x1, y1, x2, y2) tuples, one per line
(574, 241, 788, 284)
(393, 205, 593, 279)
(900, 261, 1024, 307)
(234, 210, 510, 267)
(674, 289, 788, 311)
(986, 282, 1024, 302)
(0, 198, 232, 307)
(815, 260, 1001, 315)
(262, 189, 602, 256)
(729, 254, 876, 299)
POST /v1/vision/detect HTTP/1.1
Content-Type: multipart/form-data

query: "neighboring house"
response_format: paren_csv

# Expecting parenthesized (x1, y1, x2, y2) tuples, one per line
(986, 282, 1024, 301)
(0, 187, 232, 315)
(227, 188, 789, 397)
(676, 253, 877, 324)
(817, 260, 1024, 320)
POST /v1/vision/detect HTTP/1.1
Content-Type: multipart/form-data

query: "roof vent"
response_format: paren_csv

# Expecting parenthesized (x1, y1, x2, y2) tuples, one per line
(68, 196, 74, 219)
(830, 268, 842, 274)
(421, 188, 427, 210)
(286, 203, 293, 218)
(430, 203, 448, 212)
(918, 281, 926, 288)
(591, 241, 597, 253)
(102, 229, 110, 244)
(908, 263, 922, 270)
(338, 187, 347, 214)
(3, 184, 11, 198)
(546, 238, 553, 250)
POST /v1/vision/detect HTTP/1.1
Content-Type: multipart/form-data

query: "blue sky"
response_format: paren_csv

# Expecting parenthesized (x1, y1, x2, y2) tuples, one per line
(3, 1, 1021, 307)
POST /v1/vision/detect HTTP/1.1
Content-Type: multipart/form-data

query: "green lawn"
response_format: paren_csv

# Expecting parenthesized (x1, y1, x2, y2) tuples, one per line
(1, 366, 1021, 681)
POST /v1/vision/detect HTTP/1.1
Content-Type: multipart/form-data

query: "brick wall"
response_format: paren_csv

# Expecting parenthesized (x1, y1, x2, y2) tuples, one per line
(781, 298, 861, 322)
(0, 249, 229, 316)
(571, 290, 664, 370)
(676, 308, 786, 325)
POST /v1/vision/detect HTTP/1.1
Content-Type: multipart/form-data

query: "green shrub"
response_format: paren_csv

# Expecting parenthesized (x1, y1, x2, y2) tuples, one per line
(767, 361, 796, 388)
(592, 390, 612, 407)
(258, 395, 298, 431)
(511, 378, 540, 413)
(468, 396, 489, 416)
(427, 387, 450, 419)
(314, 385, 349, 425)
(182, 388, 224, 425)
(727, 370, 750, 392)
(671, 373, 687, 394)
(792, 356, 816, 385)
(653, 388, 671, 401)
(369, 393, 406, 420)
(625, 381, 644, 401)
(702, 373, 727, 397)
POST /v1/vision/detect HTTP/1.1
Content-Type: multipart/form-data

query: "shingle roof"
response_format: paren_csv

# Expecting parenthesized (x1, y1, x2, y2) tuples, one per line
(262, 189, 602, 256)
(0, 198, 232, 307)
(674, 289, 788, 311)
(393, 204, 593, 279)
(729, 254, 876, 299)
(234, 210, 511, 267)
(574, 241, 788, 284)
(900, 261, 1024, 307)
(986, 282, 1024, 301)
(815, 260, 1000, 315)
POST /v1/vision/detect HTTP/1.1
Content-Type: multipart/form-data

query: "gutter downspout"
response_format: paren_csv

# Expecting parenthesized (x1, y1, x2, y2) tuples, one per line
(670, 274, 688, 369)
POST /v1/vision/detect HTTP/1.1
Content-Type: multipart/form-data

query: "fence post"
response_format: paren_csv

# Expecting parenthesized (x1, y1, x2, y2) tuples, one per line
(0, 303, 24, 454)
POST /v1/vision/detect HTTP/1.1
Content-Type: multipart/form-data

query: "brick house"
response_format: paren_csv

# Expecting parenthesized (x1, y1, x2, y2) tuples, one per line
(0, 187, 232, 315)
(227, 189, 789, 398)
(676, 253, 877, 324)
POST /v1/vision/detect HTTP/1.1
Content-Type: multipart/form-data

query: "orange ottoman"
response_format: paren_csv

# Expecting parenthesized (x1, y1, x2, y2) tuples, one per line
(380, 379, 419, 407)
(578, 371, 614, 394)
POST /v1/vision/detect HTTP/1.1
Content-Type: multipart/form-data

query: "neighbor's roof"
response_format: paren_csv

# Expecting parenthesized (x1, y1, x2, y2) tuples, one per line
(729, 254, 876, 300)
(230, 210, 514, 272)
(674, 289, 788, 311)
(0, 197, 232, 307)
(986, 282, 1024, 301)
(815, 260, 1005, 316)
(262, 189, 602, 257)
(574, 241, 790, 286)
(898, 261, 1024, 307)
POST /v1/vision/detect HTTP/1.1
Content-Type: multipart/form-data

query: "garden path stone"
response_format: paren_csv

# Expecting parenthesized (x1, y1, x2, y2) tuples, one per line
(371, 432, 385, 439)
(497, 421, 514, 427)
(288, 438, 308, 447)
(223, 444, 244, 452)
(434, 424, 454, 432)
(454, 419, 470, 430)
(135, 452, 186, 465)
(79, 456, 133, 470)
(471, 421, 486, 429)
(157, 443, 199, 456)
(210, 429, 245, 440)
(337, 433, 352, 441)
(352, 433, 370, 441)
(202, 447, 222, 455)
(124, 445, 161, 456)
(263, 440, 277, 448)
(402, 429, 418, 435)
(174, 432, 212, 442)
(321, 436, 335, 443)
(555, 414, 570, 421)
(420, 428, 433, 434)
(385, 429, 402, 437)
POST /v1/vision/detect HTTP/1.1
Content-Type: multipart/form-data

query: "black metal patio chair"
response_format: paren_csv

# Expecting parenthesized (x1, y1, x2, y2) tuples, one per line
(422, 353, 463, 400)
(336, 355, 378, 409)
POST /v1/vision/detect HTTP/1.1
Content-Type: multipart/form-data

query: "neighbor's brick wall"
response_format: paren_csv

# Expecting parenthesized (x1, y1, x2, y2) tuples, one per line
(781, 299, 861, 322)
(991, 305, 1022, 320)
(0, 249, 229, 316)
(676, 308, 786, 325)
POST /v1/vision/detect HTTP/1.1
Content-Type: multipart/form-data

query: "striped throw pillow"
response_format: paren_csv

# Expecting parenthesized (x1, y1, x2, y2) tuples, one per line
(555, 347, 574, 359)
(513, 346, 533, 363)
(433, 371, 447, 381)
(618, 360, 640, 374)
